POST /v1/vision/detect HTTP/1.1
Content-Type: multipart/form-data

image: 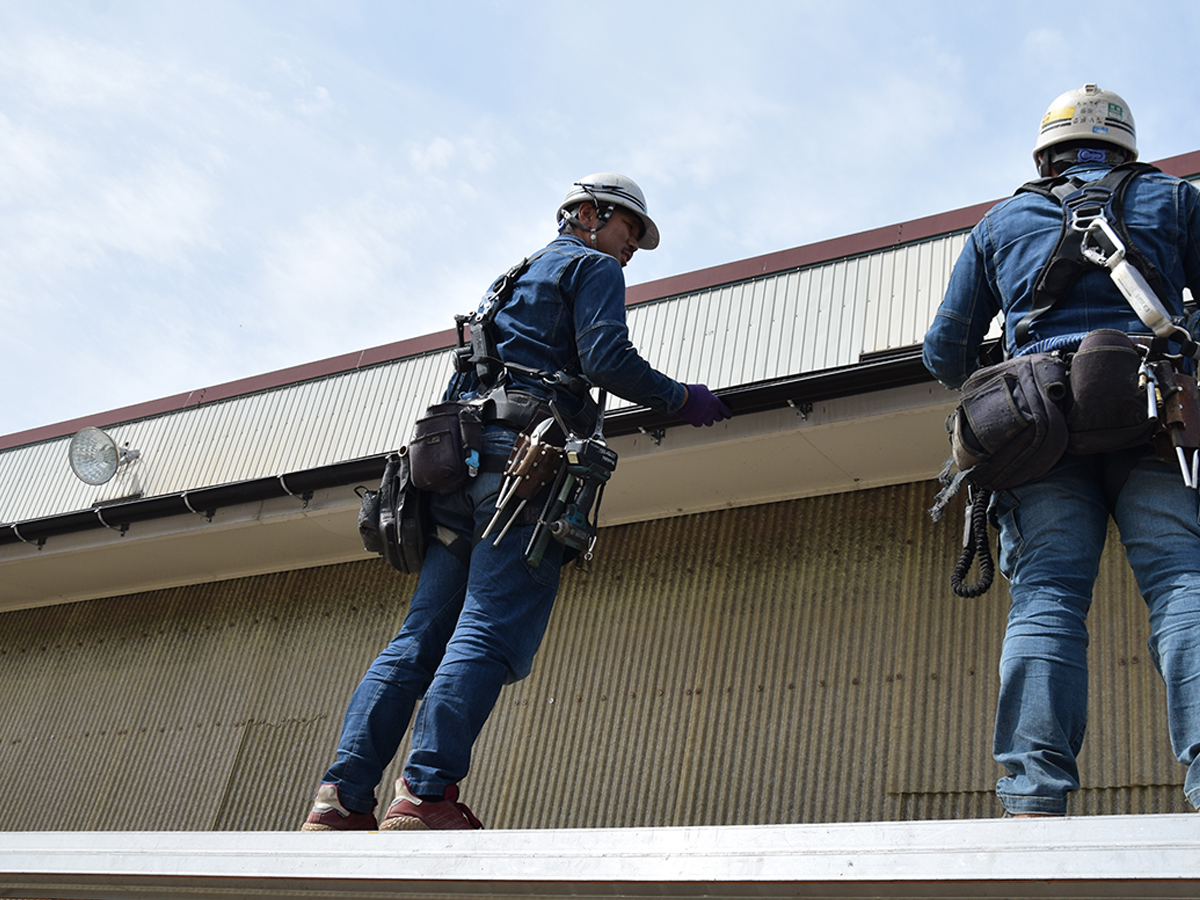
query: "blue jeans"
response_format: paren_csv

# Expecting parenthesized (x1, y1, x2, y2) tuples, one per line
(321, 428, 564, 813)
(992, 448, 1200, 814)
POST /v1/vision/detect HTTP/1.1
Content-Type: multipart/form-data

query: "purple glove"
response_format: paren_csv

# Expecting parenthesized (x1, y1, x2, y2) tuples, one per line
(677, 384, 732, 427)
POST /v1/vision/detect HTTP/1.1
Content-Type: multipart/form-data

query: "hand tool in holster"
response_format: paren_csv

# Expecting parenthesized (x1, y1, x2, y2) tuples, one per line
(525, 391, 618, 568)
(481, 417, 563, 545)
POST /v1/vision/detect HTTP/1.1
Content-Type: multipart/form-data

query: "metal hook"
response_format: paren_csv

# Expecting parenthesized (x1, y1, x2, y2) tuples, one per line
(11, 523, 45, 550)
(278, 474, 312, 508)
(181, 492, 215, 522)
(95, 507, 129, 536)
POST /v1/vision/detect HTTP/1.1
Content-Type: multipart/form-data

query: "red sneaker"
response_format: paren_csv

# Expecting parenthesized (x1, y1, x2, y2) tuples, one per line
(380, 778, 484, 830)
(301, 783, 378, 831)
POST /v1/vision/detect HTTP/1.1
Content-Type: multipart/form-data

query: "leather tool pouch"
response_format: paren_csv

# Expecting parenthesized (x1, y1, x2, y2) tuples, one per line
(507, 428, 565, 526)
(1154, 371, 1200, 459)
(949, 353, 1070, 491)
(409, 402, 483, 494)
(1066, 329, 1156, 454)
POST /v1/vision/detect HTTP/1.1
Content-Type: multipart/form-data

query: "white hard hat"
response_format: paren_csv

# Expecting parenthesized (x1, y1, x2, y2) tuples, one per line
(1033, 83, 1137, 164)
(557, 172, 660, 250)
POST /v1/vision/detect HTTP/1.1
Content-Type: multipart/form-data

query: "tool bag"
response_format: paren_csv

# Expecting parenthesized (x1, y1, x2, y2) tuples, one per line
(357, 447, 427, 574)
(936, 354, 1068, 598)
(408, 402, 484, 494)
(948, 353, 1070, 492)
(1065, 329, 1157, 454)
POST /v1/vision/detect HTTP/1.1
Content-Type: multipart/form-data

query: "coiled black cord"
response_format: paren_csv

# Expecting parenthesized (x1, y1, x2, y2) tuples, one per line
(950, 490, 994, 598)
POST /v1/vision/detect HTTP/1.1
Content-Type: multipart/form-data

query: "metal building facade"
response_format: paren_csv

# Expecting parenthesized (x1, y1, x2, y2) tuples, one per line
(0, 484, 1187, 833)
(0, 229, 968, 528)
(2, 152, 1199, 838)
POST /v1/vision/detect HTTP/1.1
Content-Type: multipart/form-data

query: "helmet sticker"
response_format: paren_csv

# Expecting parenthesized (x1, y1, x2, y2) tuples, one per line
(1042, 105, 1075, 126)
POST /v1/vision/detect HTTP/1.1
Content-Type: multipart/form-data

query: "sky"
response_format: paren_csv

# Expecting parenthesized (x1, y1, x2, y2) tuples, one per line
(3, 0, 1200, 439)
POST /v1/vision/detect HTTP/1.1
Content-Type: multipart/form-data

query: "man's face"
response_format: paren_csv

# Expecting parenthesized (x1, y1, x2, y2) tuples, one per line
(585, 206, 643, 268)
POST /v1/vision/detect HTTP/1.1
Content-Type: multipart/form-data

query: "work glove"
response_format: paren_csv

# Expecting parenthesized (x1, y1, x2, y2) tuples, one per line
(677, 384, 732, 427)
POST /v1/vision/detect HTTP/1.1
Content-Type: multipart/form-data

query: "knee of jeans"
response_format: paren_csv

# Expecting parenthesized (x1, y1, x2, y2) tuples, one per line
(504, 659, 534, 685)
(1146, 613, 1200, 680)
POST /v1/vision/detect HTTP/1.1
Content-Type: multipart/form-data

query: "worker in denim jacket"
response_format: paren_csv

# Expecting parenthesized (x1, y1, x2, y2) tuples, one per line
(924, 84, 1200, 816)
(303, 173, 731, 831)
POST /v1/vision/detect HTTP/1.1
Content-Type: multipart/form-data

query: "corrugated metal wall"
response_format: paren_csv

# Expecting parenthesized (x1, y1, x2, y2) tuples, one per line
(0, 481, 1188, 831)
(0, 349, 450, 524)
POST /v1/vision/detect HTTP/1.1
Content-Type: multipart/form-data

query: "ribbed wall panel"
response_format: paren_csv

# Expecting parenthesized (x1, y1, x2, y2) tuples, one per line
(2, 228, 971, 522)
(0, 351, 450, 524)
(608, 233, 969, 414)
(2, 482, 1184, 832)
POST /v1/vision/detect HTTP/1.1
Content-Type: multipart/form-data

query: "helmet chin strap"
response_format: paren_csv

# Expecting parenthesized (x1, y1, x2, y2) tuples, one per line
(559, 199, 615, 243)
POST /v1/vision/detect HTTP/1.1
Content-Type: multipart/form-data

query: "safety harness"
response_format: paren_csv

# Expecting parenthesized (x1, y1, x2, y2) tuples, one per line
(449, 252, 615, 567)
(1012, 162, 1189, 352)
(949, 162, 1199, 597)
(451, 252, 594, 422)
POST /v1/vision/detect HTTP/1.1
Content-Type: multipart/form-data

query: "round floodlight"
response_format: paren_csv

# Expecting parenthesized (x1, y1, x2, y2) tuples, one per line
(68, 427, 121, 485)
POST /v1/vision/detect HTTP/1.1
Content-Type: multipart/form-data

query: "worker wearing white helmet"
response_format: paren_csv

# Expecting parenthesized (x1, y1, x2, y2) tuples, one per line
(1033, 82, 1138, 176)
(557, 172, 661, 251)
(304, 172, 729, 833)
(924, 84, 1200, 817)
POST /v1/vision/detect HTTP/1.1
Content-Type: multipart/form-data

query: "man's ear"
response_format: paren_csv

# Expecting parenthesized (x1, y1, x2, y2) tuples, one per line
(574, 201, 597, 228)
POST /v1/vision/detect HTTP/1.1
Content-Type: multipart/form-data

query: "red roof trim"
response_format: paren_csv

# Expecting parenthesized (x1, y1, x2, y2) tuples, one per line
(626, 149, 1200, 306)
(625, 201, 996, 305)
(1, 328, 456, 451)
(7, 150, 1199, 451)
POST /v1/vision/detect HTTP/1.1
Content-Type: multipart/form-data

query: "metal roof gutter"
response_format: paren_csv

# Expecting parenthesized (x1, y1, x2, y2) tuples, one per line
(605, 347, 932, 435)
(1, 456, 385, 548)
(1, 815, 1198, 899)
(0, 352, 933, 549)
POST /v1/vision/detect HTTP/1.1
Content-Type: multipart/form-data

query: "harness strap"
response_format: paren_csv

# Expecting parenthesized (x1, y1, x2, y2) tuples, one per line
(1014, 162, 1170, 348)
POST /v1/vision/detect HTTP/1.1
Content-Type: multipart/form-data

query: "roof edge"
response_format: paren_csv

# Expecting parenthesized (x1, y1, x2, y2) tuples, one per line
(625, 149, 1200, 306)
(2, 814, 1199, 899)
(0, 328, 456, 452)
(6, 149, 1198, 452)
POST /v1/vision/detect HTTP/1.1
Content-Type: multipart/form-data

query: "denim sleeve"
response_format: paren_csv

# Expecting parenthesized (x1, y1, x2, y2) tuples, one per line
(1182, 182, 1200, 335)
(566, 255, 687, 415)
(922, 225, 1001, 390)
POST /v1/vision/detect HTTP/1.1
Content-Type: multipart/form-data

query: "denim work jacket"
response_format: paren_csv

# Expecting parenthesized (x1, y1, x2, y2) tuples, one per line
(923, 164, 1200, 390)
(449, 235, 686, 423)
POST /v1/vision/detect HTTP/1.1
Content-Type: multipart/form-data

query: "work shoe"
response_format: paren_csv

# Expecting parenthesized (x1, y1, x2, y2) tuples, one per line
(301, 782, 378, 831)
(380, 777, 484, 830)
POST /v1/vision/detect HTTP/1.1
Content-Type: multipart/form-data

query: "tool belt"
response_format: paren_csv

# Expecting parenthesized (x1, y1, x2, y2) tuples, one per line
(407, 387, 557, 494)
(479, 386, 553, 433)
(938, 332, 1193, 600)
(946, 329, 1200, 495)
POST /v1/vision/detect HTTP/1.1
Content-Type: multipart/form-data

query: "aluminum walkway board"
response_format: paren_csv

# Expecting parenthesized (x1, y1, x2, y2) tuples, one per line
(1, 814, 1198, 899)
